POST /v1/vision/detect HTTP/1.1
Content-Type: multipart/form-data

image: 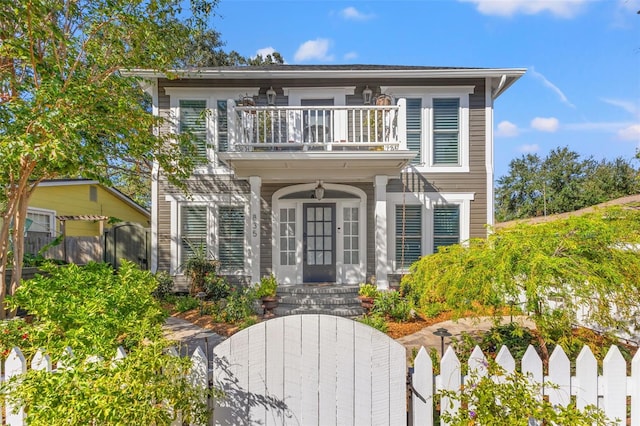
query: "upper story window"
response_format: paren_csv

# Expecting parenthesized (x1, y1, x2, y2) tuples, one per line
(179, 100, 207, 161)
(386, 86, 473, 172)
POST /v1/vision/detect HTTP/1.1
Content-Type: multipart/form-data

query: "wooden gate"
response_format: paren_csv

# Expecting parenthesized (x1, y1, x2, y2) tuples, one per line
(211, 314, 406, 425)
(103, 222, 150, 270)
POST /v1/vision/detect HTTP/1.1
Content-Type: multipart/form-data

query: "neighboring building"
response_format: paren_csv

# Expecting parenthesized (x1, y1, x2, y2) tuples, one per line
(134, 65, 525, 291)
(25, 179, 150, 266)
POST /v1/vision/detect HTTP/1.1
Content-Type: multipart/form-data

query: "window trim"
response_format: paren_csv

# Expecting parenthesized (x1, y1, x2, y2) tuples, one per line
(165, 88, 258, 174)
(167, 193, 250, 276)
(387, 192, 474, 272)
(381, 86, 474, 173)
(26, 207, 56, 237)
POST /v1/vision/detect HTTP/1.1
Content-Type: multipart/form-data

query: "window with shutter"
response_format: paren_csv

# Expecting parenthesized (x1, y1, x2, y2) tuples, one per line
(406, 98, 422, 164)
(395, 205, 422, 269)
(433, 98, 460, 165)
(218, 206, 245, 272)
(433, 205, 460, 252)
(180, 205, 208, 265)
(179, 100, 207, 160)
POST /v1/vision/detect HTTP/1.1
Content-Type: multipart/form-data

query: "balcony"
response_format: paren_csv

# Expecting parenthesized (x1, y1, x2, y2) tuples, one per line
(219, 99, 415, 181)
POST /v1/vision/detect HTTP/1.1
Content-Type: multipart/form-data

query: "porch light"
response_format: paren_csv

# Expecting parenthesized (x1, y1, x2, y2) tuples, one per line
(266, 86, 277, 105)
(314, 181, 325, 201)
(362, 85, 373, 105)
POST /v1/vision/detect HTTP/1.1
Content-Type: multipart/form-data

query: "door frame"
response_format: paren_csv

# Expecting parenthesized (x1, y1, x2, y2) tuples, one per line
(272, 183, 367, 285)
(302, 203, 336, 283)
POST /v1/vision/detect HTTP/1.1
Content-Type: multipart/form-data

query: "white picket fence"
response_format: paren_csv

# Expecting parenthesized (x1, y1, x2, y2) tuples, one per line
(1, 317, 639, 425)
(412, 344, 640, 426)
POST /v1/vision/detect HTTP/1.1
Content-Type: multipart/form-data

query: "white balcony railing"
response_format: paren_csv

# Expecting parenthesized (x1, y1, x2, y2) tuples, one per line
(227, 99, 407, 152)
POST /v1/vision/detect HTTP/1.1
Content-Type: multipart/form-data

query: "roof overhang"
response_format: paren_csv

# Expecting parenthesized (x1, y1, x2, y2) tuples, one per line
(217, 151, 417, 182)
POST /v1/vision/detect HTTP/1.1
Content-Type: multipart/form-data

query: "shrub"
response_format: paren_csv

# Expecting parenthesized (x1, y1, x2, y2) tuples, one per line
(358, 282, 379, 299)
(152, 271, 174, 300)
(174, 296, 200, 313)
(6, 261, 165, 356)
(204, 273, 230, 301)
(357, 313, 388, 333)
(220, 286, 256, 323)
(181, 243, 219, 295)
(372, 290, 412, 322)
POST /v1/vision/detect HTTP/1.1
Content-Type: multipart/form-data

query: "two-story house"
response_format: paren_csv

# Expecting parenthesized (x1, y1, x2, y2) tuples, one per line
(133, 65, 524, 292)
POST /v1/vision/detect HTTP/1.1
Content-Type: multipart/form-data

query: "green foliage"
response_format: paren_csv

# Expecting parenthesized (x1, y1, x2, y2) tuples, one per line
(181, 243, 220, 295)
(204, 273, 230, 301)
(372, 290, 412, 322)
(6, 261, 166, 357)
(358, 282, 379, 298)
(1, 341, 211, 426)
(219, 286, 257, 323)
(401, 206, 640, 359)
(152, 271, 175, 300)
(174, 296, 200, 313)
(255, 274, 278, 299)
(357, 313, 388, 333)
(496, 147, 639, 221)
(439, 361, 612, 425)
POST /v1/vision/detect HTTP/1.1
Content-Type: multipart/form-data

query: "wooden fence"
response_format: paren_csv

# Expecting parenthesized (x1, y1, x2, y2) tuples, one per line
(1, 315, 639, 425)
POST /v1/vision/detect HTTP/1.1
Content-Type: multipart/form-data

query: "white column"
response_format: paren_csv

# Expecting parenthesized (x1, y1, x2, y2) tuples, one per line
(374, 175, 389, 290)
(249, 176, 262, 284)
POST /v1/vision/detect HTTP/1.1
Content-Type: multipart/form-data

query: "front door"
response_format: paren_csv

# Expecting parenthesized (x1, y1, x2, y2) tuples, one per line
(303, 203, 336, 282)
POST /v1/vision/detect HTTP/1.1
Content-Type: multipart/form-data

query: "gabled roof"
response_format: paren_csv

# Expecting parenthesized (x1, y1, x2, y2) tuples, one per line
(123, 64, 526, 99)
(36, 179, 150, 219)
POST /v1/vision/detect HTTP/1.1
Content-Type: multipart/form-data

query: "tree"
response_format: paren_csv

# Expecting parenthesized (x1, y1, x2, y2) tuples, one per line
(0, 0, 220, 318)
(401, 206, 640, 362)
(496, 147, 640, 222)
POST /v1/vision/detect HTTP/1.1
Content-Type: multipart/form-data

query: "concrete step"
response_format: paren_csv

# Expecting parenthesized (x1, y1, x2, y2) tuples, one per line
(274, 284, 364, 317)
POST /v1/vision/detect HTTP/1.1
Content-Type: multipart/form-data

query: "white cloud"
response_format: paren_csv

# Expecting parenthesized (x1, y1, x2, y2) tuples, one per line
(530, 67, 575, 108)
(294, 38, 333, 62)
(495, 120, 520, 137)
(601, 98, 640, 118)
(531, 117, 560, 132)
(618, 124, 640, 141)
(343, 51, 358, 61)
(517, 144, 540, 153)
(255, 47, 276, 58)
(340, 6, 374, 21)
(459, 0, 589, 18)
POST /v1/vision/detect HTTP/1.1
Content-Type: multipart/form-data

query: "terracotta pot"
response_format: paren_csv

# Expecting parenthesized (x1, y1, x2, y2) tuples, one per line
(261, 296, 279, 317)
(358, 295, 375, 311)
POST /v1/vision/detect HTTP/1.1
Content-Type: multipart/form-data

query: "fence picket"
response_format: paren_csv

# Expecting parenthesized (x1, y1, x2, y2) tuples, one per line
(575, 345, 598, 409)
(603, 346, 627, 425)
(412, 347, 433, 425)
(467, 346, 487, 377)
(632, 350, 640, 426)
(439, 346, 461, 424)
(547, 345, 571, 407)
(521, 345, 543, 389)
(31, 349, 51, 372)
(5, 347, 26, 426)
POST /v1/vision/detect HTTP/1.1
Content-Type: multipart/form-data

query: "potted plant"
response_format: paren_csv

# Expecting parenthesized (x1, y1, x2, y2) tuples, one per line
(358, 283, 378, 312)
(255, 274, 279, 317)
(181, 242, 219, 296)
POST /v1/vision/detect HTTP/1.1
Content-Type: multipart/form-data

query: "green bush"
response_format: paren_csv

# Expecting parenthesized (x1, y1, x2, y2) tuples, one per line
(174, 296, 200, 313)
(220, 286, 256, 323)
(357, 313, 388, 333)
(6, 261, 166, 357)
(372, 290, 412, 322)
(255, 274, 278, 298)
(204, 273, 230, 301)
(358, 282, 379, 298)
(152, 271, 174, 300)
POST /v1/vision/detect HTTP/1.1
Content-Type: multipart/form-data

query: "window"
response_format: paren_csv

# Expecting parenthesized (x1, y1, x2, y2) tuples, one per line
(432, 98, 460, 165)
(26, 208, 55, 236)
(433, 205, 460, 252)
(218, 206, 245, 272)
(343, 207, 359, 265)
(180, 205, 208, 266)
(179, 100, 207, 161)
(395, 205, 422, 269)
(279, 208, 296, 265)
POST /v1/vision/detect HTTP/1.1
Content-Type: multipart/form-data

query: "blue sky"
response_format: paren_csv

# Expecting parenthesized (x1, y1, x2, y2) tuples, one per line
(211, 0, 640, 178)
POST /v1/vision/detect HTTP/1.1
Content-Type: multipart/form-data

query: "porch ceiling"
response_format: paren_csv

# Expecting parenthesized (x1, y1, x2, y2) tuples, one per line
(218, 151, 416, 181)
